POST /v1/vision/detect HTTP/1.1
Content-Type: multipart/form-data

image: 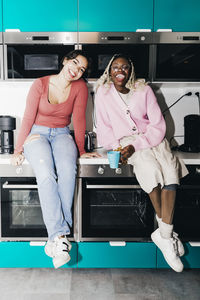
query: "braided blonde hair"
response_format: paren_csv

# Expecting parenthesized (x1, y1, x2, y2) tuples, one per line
(95, 54, 146, 92)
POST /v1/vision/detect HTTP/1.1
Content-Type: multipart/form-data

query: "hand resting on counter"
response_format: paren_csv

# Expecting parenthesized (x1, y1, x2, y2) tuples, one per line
(80, 152, 102, 158)
(10, 152, 25, 166)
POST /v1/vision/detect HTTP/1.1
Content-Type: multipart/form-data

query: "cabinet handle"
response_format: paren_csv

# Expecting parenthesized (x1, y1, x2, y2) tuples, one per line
(5, 29, 21, 32)
(136, 29, 151, 32)
(29, 242, 46, 246)
(156, 29, 172, 32)
(2, 181, 37, 189)
(86, 185, 140, 189)
(109, 241, 126, 247)
(189, 242, 200, 247)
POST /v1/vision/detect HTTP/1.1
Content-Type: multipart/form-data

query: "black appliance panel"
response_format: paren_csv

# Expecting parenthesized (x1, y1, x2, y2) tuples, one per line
(81, 44, 150, 80)
(6, 44, 74, 79)
(81, 177, 154, 240)
(0, 177, 73, 239)
(174, 165, 200, 241)
(155, 44, 200, 81)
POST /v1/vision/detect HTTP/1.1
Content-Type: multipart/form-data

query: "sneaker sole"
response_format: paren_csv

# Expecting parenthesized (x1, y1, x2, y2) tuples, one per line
(53, 254, 71, 269)
(151, 232, 183, 273)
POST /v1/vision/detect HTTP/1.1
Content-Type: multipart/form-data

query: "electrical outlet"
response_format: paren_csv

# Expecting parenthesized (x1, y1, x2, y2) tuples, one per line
(184, 91, 193, 96)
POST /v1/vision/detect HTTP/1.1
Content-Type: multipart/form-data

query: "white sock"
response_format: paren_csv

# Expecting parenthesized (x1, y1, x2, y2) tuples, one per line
(160, 221, 173, 239)
(156, 214, 162, 227)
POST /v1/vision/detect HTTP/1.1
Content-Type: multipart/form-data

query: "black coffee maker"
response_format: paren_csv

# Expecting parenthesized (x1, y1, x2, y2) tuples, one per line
(179, 114, 200, 153)
(0, 116, 16, 154)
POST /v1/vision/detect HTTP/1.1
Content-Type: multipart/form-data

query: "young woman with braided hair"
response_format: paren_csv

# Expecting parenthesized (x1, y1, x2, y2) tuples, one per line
(95, 54, 188, 272)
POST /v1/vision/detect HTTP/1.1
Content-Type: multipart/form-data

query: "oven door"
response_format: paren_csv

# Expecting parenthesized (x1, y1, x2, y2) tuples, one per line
(173, 165, 200, 241)
(0, 177, 47, 240)
(80, 177, 155, 241)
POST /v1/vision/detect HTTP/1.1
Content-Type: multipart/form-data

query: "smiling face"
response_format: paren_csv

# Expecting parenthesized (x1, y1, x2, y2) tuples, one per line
(62, 55, 88, 81)
(110, 57, 131, 93)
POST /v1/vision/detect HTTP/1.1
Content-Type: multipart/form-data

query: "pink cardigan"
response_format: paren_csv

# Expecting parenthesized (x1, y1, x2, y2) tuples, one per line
(95, 84, 166, 151)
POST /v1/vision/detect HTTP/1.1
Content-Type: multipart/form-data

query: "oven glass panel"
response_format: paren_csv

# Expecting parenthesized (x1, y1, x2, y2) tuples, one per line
(82, 178, 154, 239)
(82, 44, 150, 79)
(155, 44, 200, 81)
(173, 165, 200, 241)
(10, 190, 44, 227)
(1, 178, 48, 238)
(7, 45, 74, 78)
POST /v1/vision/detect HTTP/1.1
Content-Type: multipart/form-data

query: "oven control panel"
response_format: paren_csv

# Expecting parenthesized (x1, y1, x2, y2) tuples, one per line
(78, 164, 134, 178)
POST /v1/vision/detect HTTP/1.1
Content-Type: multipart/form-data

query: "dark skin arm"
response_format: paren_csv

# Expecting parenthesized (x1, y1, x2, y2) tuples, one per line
(120, 144, 135, 164)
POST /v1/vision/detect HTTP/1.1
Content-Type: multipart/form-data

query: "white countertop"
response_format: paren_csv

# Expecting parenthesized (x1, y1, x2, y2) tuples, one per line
(1, 148, 200, 166)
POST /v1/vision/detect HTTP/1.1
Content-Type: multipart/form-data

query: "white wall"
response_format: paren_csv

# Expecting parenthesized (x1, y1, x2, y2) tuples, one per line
(0, 80, 200, 149)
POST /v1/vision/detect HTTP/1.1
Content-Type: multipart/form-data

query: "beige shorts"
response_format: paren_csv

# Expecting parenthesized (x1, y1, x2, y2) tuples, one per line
(120, 136, 188, 194)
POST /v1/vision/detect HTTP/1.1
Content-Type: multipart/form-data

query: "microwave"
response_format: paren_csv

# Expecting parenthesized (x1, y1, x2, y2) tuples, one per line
(3, 32, 77, 79)
(78, 32, 153, 81)
(152, 32, 200, 82)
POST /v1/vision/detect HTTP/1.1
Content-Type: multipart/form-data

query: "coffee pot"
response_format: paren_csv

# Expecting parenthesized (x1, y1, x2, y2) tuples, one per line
(0, 116, 16, 154)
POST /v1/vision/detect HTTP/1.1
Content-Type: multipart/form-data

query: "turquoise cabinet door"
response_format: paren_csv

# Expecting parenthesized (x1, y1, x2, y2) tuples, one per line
(0, 0, 2, 31)
(78, 242, 156, 268)
(79, 0, 153, 32)
(154, 0, 200, 32)
(0, 242, 78, 268)
(157, 243, 200, 269)
(3, 0, 78, 32)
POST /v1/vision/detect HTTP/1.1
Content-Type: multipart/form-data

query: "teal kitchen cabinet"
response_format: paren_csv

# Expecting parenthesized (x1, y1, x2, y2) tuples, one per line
(0, 242, 78, 268)
(2, 0, 78, 32)
(0, 0, 2, 31)
(157, 243, 200, 269)
(79, 0, 153, 32)
(77, 242, 157, 268)
(154, 0, 200, 32)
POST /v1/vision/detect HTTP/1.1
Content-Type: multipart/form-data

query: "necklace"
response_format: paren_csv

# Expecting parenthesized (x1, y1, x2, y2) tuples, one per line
(117, 91, 131, 114)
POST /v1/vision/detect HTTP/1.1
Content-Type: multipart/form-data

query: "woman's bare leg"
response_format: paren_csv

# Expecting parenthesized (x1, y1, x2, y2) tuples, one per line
(148, 185, 162, 218)
(161, 189, 176, 224)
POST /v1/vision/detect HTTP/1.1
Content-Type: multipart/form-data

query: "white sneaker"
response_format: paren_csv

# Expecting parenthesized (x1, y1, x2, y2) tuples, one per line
(151, 228, 184, 272)
(44, 240, 56, 258)
(172, 231, 185, 257)
(52, 236, 72, 269)
(156, 216, 185, 257)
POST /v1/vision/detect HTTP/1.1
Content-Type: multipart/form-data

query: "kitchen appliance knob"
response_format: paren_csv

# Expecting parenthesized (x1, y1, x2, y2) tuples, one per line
(16, 166, 23, 175)
(115, 168, 122, 174)
(98, 166, 104, 175)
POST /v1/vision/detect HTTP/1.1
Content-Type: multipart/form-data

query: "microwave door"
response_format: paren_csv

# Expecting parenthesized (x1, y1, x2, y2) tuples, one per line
(4, 44, 75, 79)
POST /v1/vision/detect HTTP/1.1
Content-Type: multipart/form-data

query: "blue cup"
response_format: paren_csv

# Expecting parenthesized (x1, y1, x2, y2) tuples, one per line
(107, 151, 120, 169)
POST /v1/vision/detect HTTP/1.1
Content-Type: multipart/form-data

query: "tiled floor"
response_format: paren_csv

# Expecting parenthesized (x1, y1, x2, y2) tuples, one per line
(0, 268, 200, 300)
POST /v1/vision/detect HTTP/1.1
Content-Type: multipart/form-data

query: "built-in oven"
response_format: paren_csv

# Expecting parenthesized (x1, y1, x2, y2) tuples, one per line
(78, 32, 153, 81)
(152, 32, 200, 82)
(173, 165, 200, 242)
(0, 177, 47, 240)
(3, 32, 77, 79)
(0, 173, 74, 241)
(77, 164, 155, 241)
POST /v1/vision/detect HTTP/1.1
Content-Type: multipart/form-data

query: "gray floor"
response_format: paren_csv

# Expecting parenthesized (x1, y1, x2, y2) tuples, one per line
(0, 268, 200, 300)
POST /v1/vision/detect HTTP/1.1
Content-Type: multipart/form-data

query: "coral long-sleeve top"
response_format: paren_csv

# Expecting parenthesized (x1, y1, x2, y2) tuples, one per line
(95, 84, 166, 151)
(14, 76, 88, 156)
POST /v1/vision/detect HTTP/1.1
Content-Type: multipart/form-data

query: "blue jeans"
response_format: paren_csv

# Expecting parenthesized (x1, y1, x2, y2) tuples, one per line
(24, 124, 78, 241)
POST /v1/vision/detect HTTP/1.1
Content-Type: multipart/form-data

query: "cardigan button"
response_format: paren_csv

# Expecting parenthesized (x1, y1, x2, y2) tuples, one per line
(132, 126, 137, 131)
